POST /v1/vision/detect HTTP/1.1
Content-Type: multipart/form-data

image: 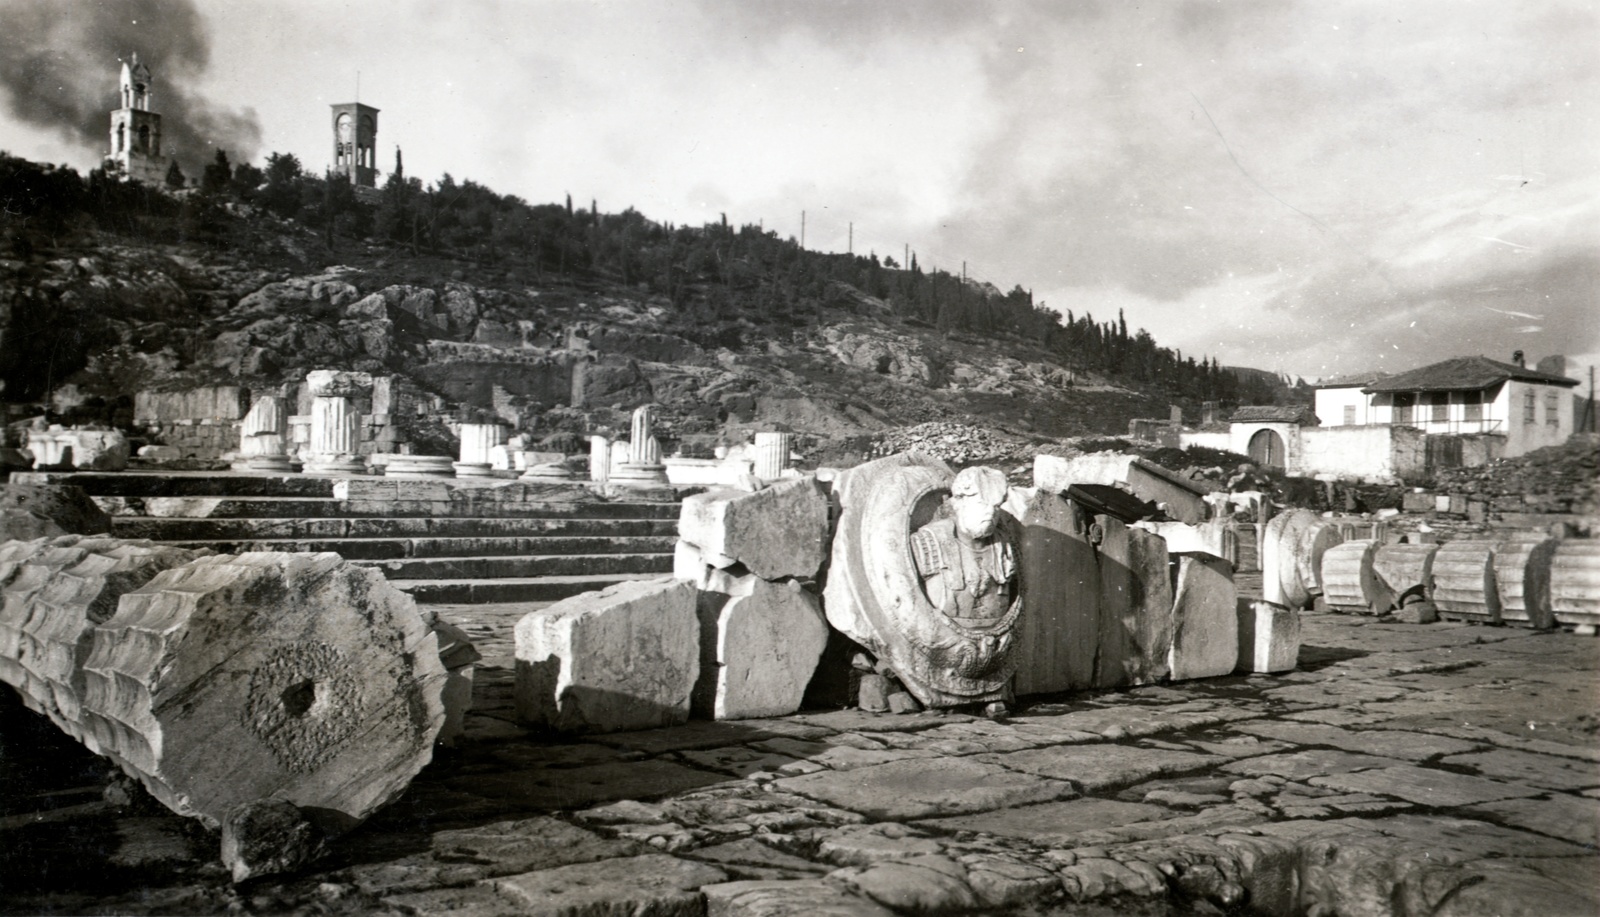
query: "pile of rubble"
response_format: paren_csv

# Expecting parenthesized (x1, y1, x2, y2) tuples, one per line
(869, 422, 1023, 465)
(1433, 436, 1600, 516)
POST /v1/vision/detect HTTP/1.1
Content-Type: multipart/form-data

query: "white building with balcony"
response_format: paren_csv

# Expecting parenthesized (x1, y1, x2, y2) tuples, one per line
(1315, 354, 1578, 458)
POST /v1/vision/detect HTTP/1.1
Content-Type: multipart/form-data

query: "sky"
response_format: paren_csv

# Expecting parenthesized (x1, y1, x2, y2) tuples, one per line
(3, 0, 1597, 381)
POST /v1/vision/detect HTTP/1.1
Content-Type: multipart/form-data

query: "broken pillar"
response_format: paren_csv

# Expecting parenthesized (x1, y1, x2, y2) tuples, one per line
(514, 577, 699, 733)
(1261, 509, 1318, 609)
(453, 422, 504, 478)
(1236, 599, 1300, 673)
(611, 405, 669, 487)
(1430, 540, 1500, 624)
(1371, 543, 1440, 613)
(1320, 540, 1385, 613)
(1294, 519, 1344, 597)
(1493, 536, 1558, 630)
(233, 394, 294, 473)
(589, 434, 612, 483)
(1550, 541, 1600, 633)
(677, 476, 830, 580)
(303, 370, 371, 475)
(1014, 490, 1100, 695)
(752, 431, 792, 480)
(79, 551, 449, 834)
(1168, 552, 1239, 680)
(2, 538, 204, 749)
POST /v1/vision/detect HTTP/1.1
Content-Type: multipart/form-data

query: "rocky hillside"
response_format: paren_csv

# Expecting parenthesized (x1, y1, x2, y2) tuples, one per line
(0, 154, 1249, 462)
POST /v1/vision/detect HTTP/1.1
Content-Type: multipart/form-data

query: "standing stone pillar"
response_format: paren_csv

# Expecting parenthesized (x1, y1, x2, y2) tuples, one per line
(233, 395, 294, 473)
(453, 423, 504, 478)
(753, 431, 792, 480)
(611, 406, 669, 487)
(589, 435, 612, 483)
(303, 371, 371, 476)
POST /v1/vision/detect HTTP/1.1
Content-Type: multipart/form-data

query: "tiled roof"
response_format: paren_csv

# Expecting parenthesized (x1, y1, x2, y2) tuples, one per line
(1313, 370, 1389, 389)
(1229, 405, 1317, 424)
(1363, 356, 1578, 393)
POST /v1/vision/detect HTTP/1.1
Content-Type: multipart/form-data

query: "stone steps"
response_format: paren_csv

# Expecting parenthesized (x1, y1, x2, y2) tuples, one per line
(386, 574, 668, 604)
(18, 470, 682, 604)
(351, 552, 674, 580)
(159, 535, 678, 561)
(111, 516, 678, 541)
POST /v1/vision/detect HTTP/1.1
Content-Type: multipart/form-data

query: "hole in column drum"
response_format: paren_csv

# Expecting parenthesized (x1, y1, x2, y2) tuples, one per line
(281, 680, 318, 717)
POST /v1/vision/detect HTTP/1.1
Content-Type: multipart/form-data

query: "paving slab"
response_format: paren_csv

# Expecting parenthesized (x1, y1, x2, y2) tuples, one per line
(1466, 795, 1600, 848)
(492, 853, 727, 914)
(1310, 765, 1544, 808)
(981, 744, 1220, 791)
(1221, 749, 1408, 780)
(702, 879, 896, 917)
(1233, 722, 1480, 762)
(443, 759, 728, 811)
(1439, 747, 1600, 792)
(917, 798, 1173, 842)
(773, 757, 1075, 821)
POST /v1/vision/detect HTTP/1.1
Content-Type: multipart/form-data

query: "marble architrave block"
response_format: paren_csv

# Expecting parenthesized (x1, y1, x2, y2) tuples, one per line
(705, 578, 828, 720)
(1236, 599, 1301, 673)
(1168, 552, 1239, 680)
(1092, 515, 1174, 688)
(1015, 490, 1101, 696)
(677, 476, 830, 580)
(513, 578, 699, 733)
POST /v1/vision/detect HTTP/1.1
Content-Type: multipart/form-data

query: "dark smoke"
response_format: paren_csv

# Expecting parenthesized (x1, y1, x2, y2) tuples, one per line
(0, 0, 261, 173)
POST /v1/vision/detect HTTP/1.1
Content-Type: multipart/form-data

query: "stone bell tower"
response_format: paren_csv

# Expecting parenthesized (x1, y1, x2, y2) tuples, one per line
(108, 53, 170, 184)
(330, 102, 380, 187)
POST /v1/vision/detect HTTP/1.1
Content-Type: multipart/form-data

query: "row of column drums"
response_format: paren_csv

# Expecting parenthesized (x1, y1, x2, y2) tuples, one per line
(1260, 507, 1599, 632)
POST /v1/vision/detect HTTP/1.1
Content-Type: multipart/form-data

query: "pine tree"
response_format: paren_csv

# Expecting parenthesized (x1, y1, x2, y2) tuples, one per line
(164, 160, 185, 190)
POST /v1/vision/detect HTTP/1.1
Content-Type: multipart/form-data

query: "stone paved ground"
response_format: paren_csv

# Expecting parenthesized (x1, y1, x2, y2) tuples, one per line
(2, 574, 1597, 916)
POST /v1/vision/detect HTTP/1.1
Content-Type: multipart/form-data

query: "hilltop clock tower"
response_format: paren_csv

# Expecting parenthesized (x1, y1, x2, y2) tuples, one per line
(330, 102, 380, 187)
(108, 53, 170, 184)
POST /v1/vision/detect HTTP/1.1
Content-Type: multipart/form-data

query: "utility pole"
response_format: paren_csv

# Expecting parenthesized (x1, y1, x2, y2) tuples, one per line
(848, 222, 853, 256)
(800, 210, 806, 250)
(904, 243, 909, 270)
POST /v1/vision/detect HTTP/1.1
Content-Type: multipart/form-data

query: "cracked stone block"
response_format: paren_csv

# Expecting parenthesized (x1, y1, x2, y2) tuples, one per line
(79, 551, 448, 834)
(494, 854, 727, 913)
(1372, 543, 1440, 611)
(1235, 599, 1300, 673)
(678, 476, 830, 579)
(831, 854, 980, 914)
(1093, 516, 1174, 688)
(1015, 490, 1100, 695)
(704, 879, 896, 917)
(708, 578, 828, 720)
(514, 577, 699, 733)
(1169, 553, 1239, 680)
(0, 484, 112, 541)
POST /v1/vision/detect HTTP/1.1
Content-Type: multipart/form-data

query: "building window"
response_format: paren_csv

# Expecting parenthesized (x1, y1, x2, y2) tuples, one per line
(1343, 405, 1356, 425)
(1430, 392, 1449, 422)
(1394, 393, 1415, 425)
(1524, 391, 1536, 424)
(1463, 392, 1483, 423)
(1546, 391, 1559, 426)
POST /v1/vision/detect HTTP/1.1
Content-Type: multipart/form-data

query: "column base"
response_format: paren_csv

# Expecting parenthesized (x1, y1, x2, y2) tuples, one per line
(611, 463, 670, 487)
(231, 455, 296, 474)
(452, 462, 495, 478)
(383, 455, 456, 479)
(303, 455, 367, 476)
